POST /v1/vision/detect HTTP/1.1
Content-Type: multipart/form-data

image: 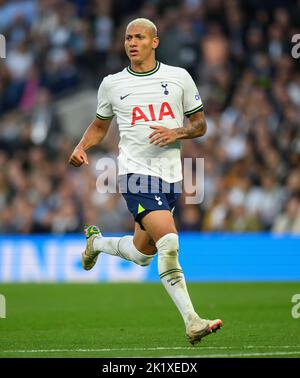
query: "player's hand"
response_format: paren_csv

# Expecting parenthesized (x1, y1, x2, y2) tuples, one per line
(68, 147, 89, 167)
(149, 126, 178, 147)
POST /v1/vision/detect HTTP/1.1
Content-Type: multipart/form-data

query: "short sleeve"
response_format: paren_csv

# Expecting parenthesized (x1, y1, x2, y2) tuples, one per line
(182, 70, 204, 117)
(96, 77, 114, 120)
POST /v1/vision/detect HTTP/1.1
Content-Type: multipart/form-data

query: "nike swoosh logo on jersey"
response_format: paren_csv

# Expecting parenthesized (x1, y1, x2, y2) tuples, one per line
(120, 93, 132, 100)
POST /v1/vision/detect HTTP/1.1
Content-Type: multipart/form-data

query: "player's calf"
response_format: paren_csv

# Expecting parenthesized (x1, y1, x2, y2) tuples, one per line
(156, 233, 199, 323)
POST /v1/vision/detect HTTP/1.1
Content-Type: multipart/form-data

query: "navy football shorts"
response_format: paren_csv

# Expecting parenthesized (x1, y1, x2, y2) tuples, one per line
(119, 174, 182, 230)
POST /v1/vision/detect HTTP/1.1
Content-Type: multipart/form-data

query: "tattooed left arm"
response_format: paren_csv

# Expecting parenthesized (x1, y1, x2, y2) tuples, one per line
(149, 111, 207, 147)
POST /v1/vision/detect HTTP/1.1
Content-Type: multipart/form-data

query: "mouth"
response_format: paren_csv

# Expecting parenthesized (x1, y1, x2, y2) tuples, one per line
(129, 50, 139, 56)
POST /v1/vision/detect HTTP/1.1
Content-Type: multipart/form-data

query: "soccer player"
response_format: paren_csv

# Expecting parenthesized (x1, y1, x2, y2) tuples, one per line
(69, 18, 222, 345)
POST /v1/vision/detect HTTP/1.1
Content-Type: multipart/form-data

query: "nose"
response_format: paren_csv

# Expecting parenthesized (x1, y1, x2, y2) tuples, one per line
(129, 38, 137, 47)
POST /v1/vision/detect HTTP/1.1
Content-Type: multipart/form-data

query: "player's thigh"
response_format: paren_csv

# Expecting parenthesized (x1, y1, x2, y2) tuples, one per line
(141, 210, 178, 243)
(133, 222, 157, 255)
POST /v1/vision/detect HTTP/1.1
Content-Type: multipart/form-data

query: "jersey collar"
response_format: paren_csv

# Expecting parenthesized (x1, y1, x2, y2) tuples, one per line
(127, 61, 160, 76)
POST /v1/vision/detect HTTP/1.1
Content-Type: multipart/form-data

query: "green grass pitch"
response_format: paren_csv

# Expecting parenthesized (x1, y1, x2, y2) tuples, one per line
(0, 282, 300, 358)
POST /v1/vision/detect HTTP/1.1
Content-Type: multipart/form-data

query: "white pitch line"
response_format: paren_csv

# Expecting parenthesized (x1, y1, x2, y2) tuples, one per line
(1, 346, 300, 354)
(159, 351, 300, 358)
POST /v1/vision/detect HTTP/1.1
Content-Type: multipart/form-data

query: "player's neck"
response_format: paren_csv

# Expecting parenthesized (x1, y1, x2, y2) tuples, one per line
(129, 58, 157, 73)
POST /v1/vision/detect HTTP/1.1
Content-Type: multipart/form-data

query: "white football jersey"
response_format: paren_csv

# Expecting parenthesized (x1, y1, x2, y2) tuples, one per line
(96, 61, 203, 183)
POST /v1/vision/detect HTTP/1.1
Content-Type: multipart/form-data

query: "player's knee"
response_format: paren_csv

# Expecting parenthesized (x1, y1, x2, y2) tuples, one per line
(156, 233, 179, 257)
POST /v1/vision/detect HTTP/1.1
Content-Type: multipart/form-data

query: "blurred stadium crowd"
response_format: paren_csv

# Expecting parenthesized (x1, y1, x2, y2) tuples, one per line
(0, 0, 300, 234)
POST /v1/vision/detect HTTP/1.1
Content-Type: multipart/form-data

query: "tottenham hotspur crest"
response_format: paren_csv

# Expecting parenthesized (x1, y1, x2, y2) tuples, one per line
(155, 195, 163, 206)
(161, 82, 169, 95)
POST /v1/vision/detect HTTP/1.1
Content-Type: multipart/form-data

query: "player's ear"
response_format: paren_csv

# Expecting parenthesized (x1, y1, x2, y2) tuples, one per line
(152, 36, 159, 50)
